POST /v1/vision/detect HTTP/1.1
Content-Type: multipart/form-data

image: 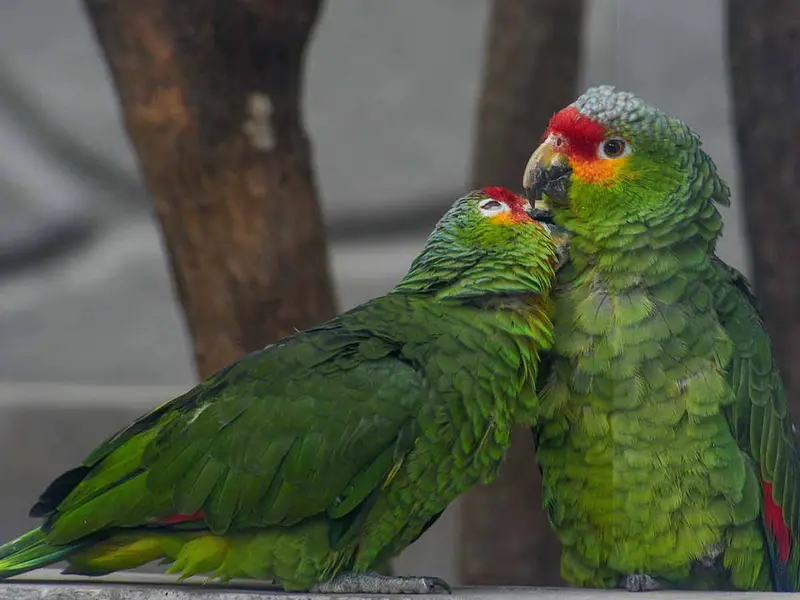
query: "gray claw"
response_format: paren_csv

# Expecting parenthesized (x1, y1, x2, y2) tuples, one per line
(698, 542, 724, 569)
(621, 574, 663, 592)
(312, 571, 451, 594)
(424, 576, 452, 594)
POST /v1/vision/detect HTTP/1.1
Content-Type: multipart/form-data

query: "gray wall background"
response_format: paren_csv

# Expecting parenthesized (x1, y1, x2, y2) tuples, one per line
(0, 0, 748, 584)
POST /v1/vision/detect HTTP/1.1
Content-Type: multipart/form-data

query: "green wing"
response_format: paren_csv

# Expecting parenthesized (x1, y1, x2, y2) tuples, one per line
(714, 259, 800, 589)
(34, 299, 426, 547)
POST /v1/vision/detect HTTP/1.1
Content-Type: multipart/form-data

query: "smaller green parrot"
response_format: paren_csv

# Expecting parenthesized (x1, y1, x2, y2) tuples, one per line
(523, 85, 800, 592)
(0, 187, 560, 594)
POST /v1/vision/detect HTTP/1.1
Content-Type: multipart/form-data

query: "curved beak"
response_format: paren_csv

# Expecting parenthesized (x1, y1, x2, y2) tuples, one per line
(522, 137, 572, 209)
(519, 197, 553, 224)
(524, 205, 556, 224)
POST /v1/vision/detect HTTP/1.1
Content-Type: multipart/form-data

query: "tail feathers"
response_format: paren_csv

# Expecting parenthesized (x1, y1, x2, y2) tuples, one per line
(766, 545, 797, 592)
(0, 528, 85, 579)
(0, 528, 222, 581)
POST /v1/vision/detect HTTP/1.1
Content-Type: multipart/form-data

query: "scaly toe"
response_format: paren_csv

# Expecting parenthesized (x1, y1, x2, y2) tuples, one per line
(621, 574, 663, 592)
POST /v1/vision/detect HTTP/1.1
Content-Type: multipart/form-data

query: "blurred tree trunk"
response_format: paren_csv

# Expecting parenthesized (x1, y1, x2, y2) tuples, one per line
(728, 1, 800, 419)
(83, 0, 335, 378)
(471, 0, 585, 191)
(461, 0, 584, 586)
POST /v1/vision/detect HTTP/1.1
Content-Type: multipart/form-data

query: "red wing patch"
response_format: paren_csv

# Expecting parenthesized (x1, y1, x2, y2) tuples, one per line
(159, 509, 206, 525)
(763, 480, 791, 563)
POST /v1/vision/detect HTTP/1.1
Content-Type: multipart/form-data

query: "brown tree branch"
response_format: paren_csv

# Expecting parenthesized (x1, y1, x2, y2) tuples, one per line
(83, 0, 336, 378)
(728, 0, 800, 418)
(461, 0, 584, 585)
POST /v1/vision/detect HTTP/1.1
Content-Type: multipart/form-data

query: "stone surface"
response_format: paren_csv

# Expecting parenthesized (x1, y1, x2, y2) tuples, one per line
(0, 570, 778, 600)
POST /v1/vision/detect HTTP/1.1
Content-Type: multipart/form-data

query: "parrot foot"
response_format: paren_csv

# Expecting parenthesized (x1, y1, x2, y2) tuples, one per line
(620, 574, 664, 592)
(311, 571, 451, 594)
(698, 542, 724, 568)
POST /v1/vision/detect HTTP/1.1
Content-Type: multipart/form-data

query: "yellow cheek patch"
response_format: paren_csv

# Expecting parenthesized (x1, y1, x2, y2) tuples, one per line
(571, 155, 630, 186)
(488, 212, 516, 226)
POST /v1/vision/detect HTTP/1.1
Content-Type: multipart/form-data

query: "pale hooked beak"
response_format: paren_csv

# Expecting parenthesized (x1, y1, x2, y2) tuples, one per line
(522, 136, 572, 208)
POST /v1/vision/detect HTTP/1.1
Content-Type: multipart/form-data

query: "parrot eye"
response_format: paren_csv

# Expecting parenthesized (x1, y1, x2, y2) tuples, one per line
(598, 137, 630, 159)
(478, 199, 508, 217)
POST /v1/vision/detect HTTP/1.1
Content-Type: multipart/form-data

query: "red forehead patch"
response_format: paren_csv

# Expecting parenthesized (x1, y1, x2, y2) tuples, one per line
(481, 186, 521, 206)
(480, 186, 531, 222)
(545, 107, 606, 159)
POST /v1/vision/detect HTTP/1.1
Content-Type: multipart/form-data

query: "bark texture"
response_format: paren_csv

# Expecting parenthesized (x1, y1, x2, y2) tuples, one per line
(728, 0, 800, 420)
(462, 0, 585, 586)
(84, 0, 335, 378)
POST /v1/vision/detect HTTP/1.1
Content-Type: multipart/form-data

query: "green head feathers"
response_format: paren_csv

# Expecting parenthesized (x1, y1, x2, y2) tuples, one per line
(393, 187, 561, 299)
(523, 85, 730, 241)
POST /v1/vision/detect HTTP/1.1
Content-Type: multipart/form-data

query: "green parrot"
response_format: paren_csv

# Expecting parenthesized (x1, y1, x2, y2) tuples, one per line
(0, 187, 559, 593)
(522, 85, 800, 592)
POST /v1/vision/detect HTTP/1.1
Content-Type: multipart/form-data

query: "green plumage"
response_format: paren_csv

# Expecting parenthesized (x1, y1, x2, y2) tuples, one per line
(0, 189, 558, 591)
(526, 86, 800, 591)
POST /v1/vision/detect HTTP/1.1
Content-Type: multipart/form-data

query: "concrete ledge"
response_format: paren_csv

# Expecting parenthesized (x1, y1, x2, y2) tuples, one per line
(0, 570, 772, 600)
